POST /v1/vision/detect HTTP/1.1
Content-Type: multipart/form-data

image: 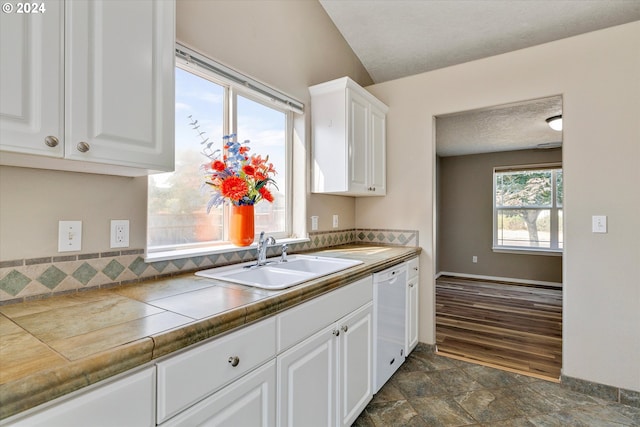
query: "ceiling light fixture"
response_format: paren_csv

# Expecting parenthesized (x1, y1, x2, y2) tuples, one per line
(546, 115, 563, 131)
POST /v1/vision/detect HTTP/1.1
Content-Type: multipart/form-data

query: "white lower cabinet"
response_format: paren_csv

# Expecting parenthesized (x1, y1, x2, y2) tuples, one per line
(277, 277, 373, 427)
(161, 360, 276, 427)
(405, 257, 420, 354)
(2, 366, 155, 427)
(4, 273, 383, 427)
(156, 317, 277, 424)
(338, 303, 374, 426)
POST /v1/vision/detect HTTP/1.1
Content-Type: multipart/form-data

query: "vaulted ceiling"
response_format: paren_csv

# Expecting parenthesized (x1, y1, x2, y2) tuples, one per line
(319, 1, 640, 156)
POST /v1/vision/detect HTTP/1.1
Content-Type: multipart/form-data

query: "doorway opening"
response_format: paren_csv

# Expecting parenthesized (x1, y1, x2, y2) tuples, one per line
(434, 95, 563, 380)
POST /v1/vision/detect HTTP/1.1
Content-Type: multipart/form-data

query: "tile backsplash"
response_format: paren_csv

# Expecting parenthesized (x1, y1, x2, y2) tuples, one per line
(0, 228, 418, 304)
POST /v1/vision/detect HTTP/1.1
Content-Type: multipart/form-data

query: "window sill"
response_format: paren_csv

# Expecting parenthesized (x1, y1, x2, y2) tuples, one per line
(145, 237, 310, 263)
(492, 247, 563, 257)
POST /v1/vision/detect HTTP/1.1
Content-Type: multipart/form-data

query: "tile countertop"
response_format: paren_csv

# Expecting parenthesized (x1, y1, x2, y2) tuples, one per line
(0, 244, 420, 420)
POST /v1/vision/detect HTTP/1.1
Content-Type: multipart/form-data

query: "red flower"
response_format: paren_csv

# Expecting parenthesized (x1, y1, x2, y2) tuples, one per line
(259, 187, 274, 202)
(242, 164, 255, 176)
(239, 146, 250, 154)
(211, 160, 226, 172)
(220, 176, 249, 201)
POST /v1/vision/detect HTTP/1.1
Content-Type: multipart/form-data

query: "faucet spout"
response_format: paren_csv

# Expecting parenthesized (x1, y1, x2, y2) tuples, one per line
(256, 231, 276, 266)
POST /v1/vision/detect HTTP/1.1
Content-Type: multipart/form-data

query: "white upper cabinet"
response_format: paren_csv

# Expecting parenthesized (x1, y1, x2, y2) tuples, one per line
(310, 77, 388, 196)
(0, 0, 175, 176)
(0, 1, 64, 158)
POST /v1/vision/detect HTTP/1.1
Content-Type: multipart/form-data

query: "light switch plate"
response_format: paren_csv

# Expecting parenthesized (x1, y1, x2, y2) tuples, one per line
(311, 216, 319, 231)
(592, 215, 607, 233)
(58, 221, 82, 252)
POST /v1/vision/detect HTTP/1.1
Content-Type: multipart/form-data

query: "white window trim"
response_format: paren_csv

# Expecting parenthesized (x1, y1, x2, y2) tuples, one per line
(492, 163, 563, 255)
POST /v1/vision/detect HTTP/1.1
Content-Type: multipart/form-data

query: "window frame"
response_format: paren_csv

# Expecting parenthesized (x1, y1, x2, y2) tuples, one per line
(492, 163, 563, 256)
(145, 53, 299, 260)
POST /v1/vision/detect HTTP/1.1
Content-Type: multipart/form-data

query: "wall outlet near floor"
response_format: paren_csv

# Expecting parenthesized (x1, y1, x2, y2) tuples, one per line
(58, 221, 82, 252)
(110, 220, 130, 248)
(472, 256, 478, 263)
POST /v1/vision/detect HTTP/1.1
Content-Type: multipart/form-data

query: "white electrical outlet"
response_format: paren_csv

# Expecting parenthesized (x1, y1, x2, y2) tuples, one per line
(110, 220, 130, 248)
(472, 256, 478, 263)
(58, 221, 82, 252)
(311, 216, 319, 231)
(333, 214, 339, 228)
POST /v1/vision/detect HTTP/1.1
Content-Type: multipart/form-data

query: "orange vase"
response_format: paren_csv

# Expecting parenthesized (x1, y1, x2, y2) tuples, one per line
(229, 204, 255, 246)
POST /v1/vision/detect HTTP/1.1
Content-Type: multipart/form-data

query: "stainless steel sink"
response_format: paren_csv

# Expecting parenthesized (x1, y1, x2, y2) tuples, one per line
(195, 255, 363, 290)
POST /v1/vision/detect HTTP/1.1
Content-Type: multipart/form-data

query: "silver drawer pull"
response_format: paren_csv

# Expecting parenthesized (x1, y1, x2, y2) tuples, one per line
(44, 135, 59, 147)
(228, 356, 240, 367)
(76, 141, 90, 152)
(341, 325, 348, 333)
(332, 329, 340, 337)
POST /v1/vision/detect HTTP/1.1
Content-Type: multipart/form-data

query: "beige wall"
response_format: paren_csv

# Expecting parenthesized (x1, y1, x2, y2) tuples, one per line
(437, 149, 563, 283)
(359, 22, 640, 391)
(0, 0, 369, 260)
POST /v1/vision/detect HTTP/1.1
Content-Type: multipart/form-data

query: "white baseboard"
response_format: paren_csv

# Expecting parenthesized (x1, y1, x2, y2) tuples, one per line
(436, 271, 562, 288)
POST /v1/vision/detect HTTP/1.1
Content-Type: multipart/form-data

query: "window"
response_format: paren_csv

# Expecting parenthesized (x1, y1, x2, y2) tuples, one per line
(147, 48, 298, 255)
(494, 165, 563, 252)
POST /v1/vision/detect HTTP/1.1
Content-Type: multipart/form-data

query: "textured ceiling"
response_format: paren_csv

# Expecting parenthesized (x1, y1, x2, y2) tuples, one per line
(319, 0, 640, 83)
(436, 96, 563, 157)
(319, 1, 640, 157)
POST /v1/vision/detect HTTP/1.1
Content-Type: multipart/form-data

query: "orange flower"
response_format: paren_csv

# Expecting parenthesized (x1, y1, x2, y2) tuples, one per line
(259, 187, 274, 202)
(239, 146, 250, 154)
(220, 176, 249, 201)
(211, 160, 226, 172)
(242, 164, 255, 176)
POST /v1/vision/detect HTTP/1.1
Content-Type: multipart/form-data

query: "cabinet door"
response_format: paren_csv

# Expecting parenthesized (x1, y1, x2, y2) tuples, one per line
(0, 1, 63, 157)
(406, 276, 419, 353)
(347, 89, 369, 194)
(369, 106, 386, 195)
(65, 0, 174, 171)
(277, 324, 337, 427)
(5, 367, 155, 427)
(162, 360, 276, 427)
(338, 303, 373, 427)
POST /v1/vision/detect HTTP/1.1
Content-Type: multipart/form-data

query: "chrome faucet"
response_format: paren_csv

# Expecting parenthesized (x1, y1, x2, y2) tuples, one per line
(280, 244, 288, 262)
(256, 231, 276, 266)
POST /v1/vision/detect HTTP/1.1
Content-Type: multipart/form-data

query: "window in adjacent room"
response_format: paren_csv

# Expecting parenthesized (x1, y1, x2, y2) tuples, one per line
(147, 47, 300, 256)
(493, 164, 563, 252)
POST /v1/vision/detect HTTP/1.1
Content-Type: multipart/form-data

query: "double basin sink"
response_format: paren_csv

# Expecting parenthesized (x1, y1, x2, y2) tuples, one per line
(195, 255, 363, 290)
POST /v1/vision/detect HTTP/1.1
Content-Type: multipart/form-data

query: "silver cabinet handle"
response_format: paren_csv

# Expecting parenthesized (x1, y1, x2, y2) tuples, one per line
(332, 329, 340, 337)
(228, 356, 240, 367)
(409, 283, 414, 288)
(44, 136, 59, 148)
(341, 325, 348, 333)
(76, 141, 90, 152)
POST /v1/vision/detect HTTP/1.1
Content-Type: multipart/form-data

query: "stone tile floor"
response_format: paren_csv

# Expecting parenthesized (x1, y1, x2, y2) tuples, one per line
(353, 347, 640, 426)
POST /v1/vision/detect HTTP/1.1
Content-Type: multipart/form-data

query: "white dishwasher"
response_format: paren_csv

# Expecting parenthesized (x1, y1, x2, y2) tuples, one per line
(373, 263, 407, 393)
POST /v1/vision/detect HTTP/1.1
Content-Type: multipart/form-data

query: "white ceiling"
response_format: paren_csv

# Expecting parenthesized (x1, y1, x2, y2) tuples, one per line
(436, 95, 563, 156)
(319, 1, 640, 157)
(319, 0, 640, 84)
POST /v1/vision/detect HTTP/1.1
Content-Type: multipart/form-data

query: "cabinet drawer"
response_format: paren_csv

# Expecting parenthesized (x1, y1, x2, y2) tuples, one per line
(277, 275, 372, 352)
(156, 317, 276, 424)
(406, 257, 419, 280)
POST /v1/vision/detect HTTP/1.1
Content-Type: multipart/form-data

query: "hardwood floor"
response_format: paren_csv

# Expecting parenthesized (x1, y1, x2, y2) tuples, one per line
(435, 275, 562, 380)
